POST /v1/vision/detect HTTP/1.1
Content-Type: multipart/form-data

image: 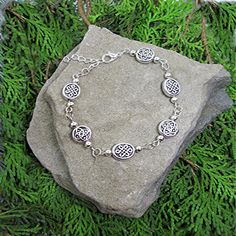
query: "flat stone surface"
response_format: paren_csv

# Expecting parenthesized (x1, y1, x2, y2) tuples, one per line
(27, 45, 81, 195)
(27, 25, 233, 217)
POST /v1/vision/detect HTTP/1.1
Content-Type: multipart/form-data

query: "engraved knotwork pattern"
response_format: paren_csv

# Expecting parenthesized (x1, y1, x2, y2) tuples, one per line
(158, 120, 178, 137)
(162, 78, 180, 97)
(112, 143, 135, 160)
(136, 47, 154, 63)
(63, 83, 80, 99)
(72, 125, 92, 142)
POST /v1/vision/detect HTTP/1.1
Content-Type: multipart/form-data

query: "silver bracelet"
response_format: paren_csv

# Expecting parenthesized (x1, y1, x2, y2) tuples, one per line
(61, 48, 182, 160)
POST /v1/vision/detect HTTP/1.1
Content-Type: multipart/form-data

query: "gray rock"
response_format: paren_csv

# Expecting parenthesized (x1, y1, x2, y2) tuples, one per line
(27, 45, 81, 195)
(27, 25, 233, 218)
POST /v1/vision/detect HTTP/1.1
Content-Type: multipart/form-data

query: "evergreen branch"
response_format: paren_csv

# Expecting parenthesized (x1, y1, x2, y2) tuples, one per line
(44, 61, 51, 81)
(183, 10, 195, 35)
(85, 0, 92, 17)
(77, 0, 91, 26)
(3, 231, 11, 236)
(154, 0, 159, 6)
(180, 156, 199, 173)
(201, 15, 213, 63)
(5, 8, 26, 21)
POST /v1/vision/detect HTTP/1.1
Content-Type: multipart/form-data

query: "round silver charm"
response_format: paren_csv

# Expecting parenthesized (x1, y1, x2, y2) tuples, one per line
(136, 47, 155, 63)
(162, 78, 180, 97)
(72, 125, 92, 142)
(62, 83, 80, 100)
(158, 120, 178, 138)
(112, 143, 135, 160)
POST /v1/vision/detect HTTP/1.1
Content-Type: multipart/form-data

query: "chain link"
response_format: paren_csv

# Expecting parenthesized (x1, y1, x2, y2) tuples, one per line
(159, 59, 169, 71)
(64, 49, 132, 80)
(142, 135, 164, 150)
(90, 146, 102, 158)
(172, 102, 183, 119)
(65, 102, 77, 125)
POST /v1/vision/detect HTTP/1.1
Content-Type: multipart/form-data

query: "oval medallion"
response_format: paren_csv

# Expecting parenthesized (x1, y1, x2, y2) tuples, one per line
(62, 83, 80, 100)
(72, 125, 92, 142)
(162, 78, 180, 97)
(112, 143, 135, 160)
(158, 120, 178, 138)
(136, 47, 155, 63)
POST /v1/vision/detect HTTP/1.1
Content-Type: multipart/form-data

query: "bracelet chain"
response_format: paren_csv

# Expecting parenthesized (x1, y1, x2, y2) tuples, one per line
(62, 47, 182, 160)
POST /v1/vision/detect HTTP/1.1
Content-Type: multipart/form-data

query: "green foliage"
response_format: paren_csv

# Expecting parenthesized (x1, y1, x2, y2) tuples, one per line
(0, 0, 235, 235)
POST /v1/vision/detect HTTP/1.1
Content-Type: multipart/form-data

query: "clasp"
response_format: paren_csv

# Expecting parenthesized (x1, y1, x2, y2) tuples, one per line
(102, 52, 118, 63)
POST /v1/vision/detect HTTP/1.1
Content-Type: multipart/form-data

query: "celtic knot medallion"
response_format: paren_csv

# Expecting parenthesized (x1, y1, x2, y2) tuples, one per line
(158, 120, 178, 137)
(112, 143, 135, 160)
(62, 83, 80, 100)
(162, 78, 180, 97)
(72, 125, 92, 142)
(136, 47, 155, 63)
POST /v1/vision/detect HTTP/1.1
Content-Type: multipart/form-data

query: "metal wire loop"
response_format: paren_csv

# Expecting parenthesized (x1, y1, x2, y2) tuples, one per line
(65, 113, 73, 122)
(81, 68, 90, 75)
(71, 54, 79, 61)
(91, 147, 102, 157)
(78, 56, 86, 62)
(65, 106, 73, 113)
(124, 48, 131, 53)
(143, 143, 154, 150)
(160, 59, 169, 71)
(72, 74, 80, 79)
(63, 56, 70, 63)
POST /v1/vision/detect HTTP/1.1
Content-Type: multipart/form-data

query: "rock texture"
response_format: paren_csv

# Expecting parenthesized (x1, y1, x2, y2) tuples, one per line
(27, 25, 233, 218)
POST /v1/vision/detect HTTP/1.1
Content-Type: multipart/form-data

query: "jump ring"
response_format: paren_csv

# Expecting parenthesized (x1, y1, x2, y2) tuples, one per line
(92, 148, 102, 157)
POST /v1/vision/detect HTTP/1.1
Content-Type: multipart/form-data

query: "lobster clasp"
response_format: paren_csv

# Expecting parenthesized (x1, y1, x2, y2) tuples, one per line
(102, 52, 118, 63)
